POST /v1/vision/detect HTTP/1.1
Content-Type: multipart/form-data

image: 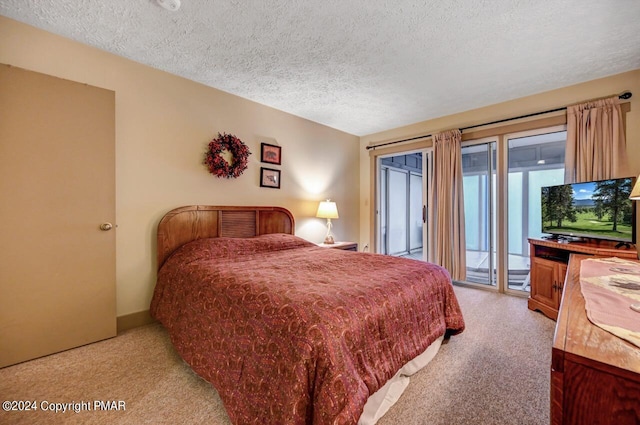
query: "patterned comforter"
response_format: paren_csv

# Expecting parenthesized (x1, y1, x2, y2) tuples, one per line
(150, 234, 464, 425)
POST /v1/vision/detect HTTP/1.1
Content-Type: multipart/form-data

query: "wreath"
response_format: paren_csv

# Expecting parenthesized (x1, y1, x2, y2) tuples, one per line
(204, 132, 251, 178)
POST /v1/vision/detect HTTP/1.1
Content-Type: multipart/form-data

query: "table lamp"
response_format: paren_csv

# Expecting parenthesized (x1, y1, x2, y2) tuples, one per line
(316, 200, 339, 244)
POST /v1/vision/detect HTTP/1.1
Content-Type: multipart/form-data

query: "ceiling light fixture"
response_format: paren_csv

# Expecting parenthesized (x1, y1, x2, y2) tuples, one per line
(157, 0, 181, 11)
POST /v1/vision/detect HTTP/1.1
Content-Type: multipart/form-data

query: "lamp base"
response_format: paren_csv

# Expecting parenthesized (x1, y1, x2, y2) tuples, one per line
(324, 235, 335, 244)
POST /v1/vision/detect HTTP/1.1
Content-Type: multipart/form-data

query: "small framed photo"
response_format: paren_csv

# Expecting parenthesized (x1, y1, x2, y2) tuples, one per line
(260, 167, 281, 189)
(261, 143, 282, 165)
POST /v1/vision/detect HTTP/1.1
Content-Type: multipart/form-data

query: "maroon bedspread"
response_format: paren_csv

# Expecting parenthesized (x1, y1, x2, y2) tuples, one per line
(150, 234, 464, 425)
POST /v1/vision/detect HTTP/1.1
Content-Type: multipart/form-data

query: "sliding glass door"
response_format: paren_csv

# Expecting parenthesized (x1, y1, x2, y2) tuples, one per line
(461, 127, 566, 293)
(378, 152, 426, 260)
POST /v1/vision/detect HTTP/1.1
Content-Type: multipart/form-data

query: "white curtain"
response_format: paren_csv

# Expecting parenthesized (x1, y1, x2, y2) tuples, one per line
(565, 97, 629, 183)
(428, 129, 466, 281)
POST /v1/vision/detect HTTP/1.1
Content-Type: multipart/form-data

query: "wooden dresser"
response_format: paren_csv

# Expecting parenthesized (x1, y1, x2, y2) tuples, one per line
(551, 254, 640, 425)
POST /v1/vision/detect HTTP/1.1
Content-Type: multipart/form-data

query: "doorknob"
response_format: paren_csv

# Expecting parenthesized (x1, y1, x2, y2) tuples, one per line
(100, 223, 113, 231)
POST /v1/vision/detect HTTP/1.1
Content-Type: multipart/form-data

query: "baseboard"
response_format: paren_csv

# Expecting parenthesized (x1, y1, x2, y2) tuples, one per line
(117, 310, 156, 333)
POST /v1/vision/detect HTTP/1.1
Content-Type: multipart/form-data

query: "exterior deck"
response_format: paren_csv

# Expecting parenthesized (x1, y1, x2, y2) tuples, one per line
(400, 249, 530, 291)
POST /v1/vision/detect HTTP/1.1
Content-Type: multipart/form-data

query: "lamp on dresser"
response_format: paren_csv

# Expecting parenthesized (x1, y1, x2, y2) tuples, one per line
(316, 200, 339, 244)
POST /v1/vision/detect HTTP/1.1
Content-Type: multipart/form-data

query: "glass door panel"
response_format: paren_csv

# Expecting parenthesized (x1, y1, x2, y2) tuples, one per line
(379, 167, 388, 254)
(377, 152, 427, 260)
(388, 168, 408, 255)
(409, 172, 423, 252)
(462, 142, 497, 286)
(507, 130, 566, 291)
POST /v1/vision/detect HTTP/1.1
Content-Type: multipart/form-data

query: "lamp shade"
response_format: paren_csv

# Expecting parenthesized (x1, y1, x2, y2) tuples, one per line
(316, 200, 339, 219)
(630, 175, 640, 200)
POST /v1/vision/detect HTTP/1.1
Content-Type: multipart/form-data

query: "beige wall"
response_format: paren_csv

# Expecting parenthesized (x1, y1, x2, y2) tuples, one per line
(0, 16, 360, 317)
(359, 69, 640, 250)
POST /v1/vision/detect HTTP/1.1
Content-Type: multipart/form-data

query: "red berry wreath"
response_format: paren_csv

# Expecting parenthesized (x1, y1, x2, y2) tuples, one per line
(204, 132, 251, 178)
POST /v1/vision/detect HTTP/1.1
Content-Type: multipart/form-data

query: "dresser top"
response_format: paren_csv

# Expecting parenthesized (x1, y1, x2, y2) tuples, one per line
(529, 237, 638, 259)
(553, 254, 640, 379)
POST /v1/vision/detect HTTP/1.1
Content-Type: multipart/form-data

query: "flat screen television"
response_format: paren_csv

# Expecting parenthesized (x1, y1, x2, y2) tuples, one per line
(541, 176, 636, 245)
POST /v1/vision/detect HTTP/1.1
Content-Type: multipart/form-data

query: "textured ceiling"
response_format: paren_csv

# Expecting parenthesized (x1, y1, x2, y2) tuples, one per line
(1, 0, 639, 136)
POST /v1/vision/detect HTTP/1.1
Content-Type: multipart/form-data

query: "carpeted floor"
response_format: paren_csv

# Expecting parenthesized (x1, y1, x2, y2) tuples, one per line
(0, 285, 555, 425)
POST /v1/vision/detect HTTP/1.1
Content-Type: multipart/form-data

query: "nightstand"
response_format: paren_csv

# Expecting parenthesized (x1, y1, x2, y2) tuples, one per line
(317, 241, 358, 251)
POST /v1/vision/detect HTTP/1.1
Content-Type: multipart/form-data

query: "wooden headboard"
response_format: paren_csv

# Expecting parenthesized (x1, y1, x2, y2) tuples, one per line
(157, 205, 295, 269)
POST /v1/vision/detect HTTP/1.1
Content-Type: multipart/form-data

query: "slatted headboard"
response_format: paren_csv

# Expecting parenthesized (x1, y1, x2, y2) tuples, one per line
(157, 205, 295, 269)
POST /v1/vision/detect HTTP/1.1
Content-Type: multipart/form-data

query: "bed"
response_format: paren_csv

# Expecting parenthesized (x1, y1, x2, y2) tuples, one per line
(150, 205, 465, 425)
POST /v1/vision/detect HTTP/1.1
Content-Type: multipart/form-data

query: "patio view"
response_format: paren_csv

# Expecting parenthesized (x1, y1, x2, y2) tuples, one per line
(380, 129, 567, 293)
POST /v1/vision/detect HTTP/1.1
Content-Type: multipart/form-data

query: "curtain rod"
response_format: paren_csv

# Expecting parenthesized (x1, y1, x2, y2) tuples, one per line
(365, 91, 633, 151)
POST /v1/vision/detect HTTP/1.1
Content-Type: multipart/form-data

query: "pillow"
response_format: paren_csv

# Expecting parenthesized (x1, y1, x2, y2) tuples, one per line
(164, 233, 315, 266)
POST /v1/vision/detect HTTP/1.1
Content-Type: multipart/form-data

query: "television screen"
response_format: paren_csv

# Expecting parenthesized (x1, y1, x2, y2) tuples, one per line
(541, 177, 635, 244)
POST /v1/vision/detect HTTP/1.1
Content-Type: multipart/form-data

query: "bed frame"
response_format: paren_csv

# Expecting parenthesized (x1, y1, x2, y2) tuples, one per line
(157, 205, 295, 269)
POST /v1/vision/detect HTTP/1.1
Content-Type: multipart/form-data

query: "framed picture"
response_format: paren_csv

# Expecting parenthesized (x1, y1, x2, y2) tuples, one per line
(260, 167, 281, 189)
(261, 143, 282, 165)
